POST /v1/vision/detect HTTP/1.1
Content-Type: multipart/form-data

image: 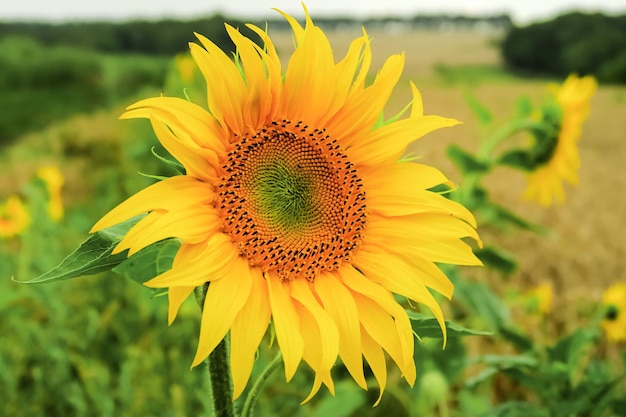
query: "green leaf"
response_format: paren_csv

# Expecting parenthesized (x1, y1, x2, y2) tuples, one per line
(113, 238, 181, 287)
(312, 380, 366, 417)
(451, 278, 510, 330)
(17, 216, 144, 284)
(479, 201, 547, 233)
(474, 246, 517, 276)
(447, 144, 491, 175)
(479, 354, 538, 369)
(488, 401, 550, 417)
(463, 90, 493, 126)
(516, 96, 533, 118)
(498, 326, 535, 352)
(547, 328, 598, 371)
(407, 311, 492, 338)
(498, 149, 534, 170)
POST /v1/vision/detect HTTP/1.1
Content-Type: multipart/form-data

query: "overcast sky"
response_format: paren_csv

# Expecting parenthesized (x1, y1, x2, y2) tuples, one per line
(2, 0, 626, 24)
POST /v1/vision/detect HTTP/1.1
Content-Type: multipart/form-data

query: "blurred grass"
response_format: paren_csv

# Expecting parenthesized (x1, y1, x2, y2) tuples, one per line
(0, 36, 168, 144)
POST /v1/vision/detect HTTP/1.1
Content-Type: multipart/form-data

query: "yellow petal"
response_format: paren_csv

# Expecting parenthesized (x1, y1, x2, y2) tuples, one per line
(266, 275, 303, 381)
(245, 23, 282, 116)
(291, 279, 339, 381)
(192, 257, 254, 367)
(360, 328, 387, 406)
(144, 233, 238, 288)
(114, 204, 219, 256)
(295, 302, 336, 403)
(281, 20, 336, 124)
(367, 187, 477, 227)
(409, 81, 424, 117)
(90, 176, 214, 232)
(123, 96, 226, 152)
(167, 285, 195, 325)
(225, 25, 274, 130)
(328, 53, 404, 147)
(339, 265, 415, 377)
(190, 37, 247, 135)
(368, 211, 480, 246)
(349, 115, 460, 166)
(314, 272, 367, 389)
(230, 268, 271, 399)
(353, 250, 447, 346)
(353, 293, 413, 385)
(363, 161, 453, 193)
(149, 115, 218, 182)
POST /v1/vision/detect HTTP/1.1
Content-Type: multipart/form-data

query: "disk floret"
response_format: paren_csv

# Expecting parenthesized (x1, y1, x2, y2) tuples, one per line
(217, 120, 366, 281)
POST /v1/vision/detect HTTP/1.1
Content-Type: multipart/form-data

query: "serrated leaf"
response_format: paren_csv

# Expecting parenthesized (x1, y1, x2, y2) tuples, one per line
(17, 216, 144, 284)
(407, 311, 492, 338)
(447, 144, 491, 175)
(113, 238, 181, 286)
(474, 246, 517, 276)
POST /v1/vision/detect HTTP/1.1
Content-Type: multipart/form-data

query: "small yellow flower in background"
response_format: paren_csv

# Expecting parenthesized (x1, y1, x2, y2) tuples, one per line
(525, 282, 553, 315)
(523, 74, 597, 206)
(91, 7, 481, 403)
(175, 53, 196, 83)
(37, 166, 64, 221)
(0, 195, 30, 238)
(601, 283, 626, 343)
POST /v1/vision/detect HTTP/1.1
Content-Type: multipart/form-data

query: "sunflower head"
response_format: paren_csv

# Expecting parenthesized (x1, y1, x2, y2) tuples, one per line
(91, 6, 481, 403)
(525, 282, 553, 316)
(36, 165, 64, 221)
(600, 283, 626, 343)
(523, 74, 597, 206)
(0, 195, 30, 238)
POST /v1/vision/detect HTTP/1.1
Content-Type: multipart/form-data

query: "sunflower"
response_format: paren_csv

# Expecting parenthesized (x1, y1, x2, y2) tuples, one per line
(37, 166, 64, 221)
(91, 7, 481, 402)
(525, 282, 553, 316)
(600, 283, 626, 343)
(523, 74, 597, 206)
(0, 195, 30, 238)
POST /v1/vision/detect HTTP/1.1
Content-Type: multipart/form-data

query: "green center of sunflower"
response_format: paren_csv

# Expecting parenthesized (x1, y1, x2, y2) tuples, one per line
(217, 120, 367, 281)
(253, 157, 316, 234)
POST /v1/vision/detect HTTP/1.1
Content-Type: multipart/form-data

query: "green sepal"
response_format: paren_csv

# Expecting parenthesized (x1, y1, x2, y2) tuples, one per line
(16, 215, 144, 284)
(447, 144, 491, 175)
(474, 246, 517, 276)
(407, 311, 492, 339)
(113, 238, 181, 293)
(463, 89, 493, 126)
(497, 149, 535, 171)
(151, 146, 185, 174)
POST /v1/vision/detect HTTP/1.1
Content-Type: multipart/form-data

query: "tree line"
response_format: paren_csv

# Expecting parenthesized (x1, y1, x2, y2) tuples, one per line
(501, 12, 626, 83)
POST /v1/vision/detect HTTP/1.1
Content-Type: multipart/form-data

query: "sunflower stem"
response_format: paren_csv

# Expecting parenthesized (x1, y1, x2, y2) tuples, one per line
(195, 284, 237, 417)
(240, 352, 282, 417)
